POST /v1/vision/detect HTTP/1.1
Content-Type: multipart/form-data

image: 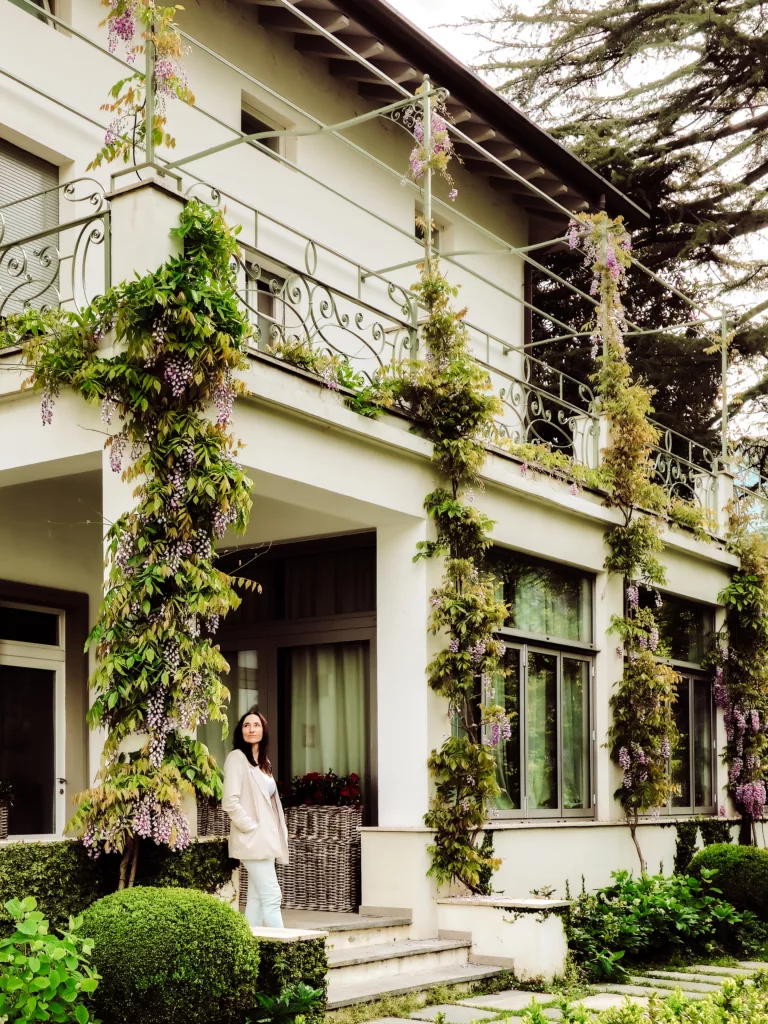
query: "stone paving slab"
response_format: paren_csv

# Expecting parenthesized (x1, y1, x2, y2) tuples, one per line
(578, 994, 649, 1010)
(411, 1005, 500, 1024)
(689, 965, 756, 977)
(628, 976, 720, 993)
(590, 984, 707, 1001)
(739, 962, 768, 969)
(459, 992, 556, 1011)
(642, 971, 723, 988)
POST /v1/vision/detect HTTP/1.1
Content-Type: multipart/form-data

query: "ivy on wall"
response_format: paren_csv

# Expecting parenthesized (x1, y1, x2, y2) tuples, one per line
(6, 201, 255, 886)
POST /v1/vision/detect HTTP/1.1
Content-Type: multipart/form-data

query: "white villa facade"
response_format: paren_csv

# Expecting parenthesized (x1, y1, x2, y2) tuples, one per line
(0, 0, 738, 947)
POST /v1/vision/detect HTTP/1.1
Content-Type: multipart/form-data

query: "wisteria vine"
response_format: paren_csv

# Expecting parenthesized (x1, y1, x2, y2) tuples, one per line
(570, 212, 680, 874)
(20, 200, 255, 886)
(89, 0, 193, 169)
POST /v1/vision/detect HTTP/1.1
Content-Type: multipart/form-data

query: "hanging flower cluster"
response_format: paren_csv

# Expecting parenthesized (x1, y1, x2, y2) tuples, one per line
(401, 85, 458, 201)
(22, 201, 255, 887)
(570, 212, 679, 874)
(706, 505, 768, 836)
(90, 0, 194, 169)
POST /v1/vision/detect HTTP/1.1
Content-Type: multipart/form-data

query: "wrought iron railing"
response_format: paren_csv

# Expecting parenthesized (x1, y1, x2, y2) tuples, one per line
(0, 179, 110, 320)
(648, 422, 719, 511)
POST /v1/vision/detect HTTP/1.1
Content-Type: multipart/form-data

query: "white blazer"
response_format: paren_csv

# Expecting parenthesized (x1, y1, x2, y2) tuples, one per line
(222, 749, 290, 864)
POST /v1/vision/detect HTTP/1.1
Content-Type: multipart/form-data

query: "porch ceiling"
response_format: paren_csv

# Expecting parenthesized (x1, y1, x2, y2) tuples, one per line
(228, 0, 648, 228)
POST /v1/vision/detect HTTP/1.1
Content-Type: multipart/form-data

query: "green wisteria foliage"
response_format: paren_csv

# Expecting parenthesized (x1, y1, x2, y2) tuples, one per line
(571, 212, 680, 874)
(11, 201, 255, 886)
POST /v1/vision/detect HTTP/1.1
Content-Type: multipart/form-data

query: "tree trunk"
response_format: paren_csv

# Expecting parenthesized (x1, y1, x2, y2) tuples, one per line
(128, 835, 141, 887)
(118, 839, 133, 890)
(628, 811, 647, 875)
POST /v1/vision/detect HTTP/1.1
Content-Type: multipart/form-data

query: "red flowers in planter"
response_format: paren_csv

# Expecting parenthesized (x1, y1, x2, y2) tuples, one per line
(286, 769, 362, 807)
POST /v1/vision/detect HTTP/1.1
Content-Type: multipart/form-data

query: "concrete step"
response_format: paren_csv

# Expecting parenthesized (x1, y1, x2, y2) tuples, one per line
(282, 909, 413, 950)
(590, 984, 707, 1001)
(628, 975, 721, 993)
(328, 938, 470, 984)
(327, 962, 503, 1009)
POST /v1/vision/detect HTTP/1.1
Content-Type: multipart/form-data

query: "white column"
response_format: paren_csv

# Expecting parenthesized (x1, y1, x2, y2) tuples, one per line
(375, 518, 433, 827)
(594, 570, 625, 820)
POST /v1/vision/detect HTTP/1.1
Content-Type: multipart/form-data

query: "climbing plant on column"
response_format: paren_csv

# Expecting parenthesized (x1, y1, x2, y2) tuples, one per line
(707, 507, 768, 841)
(570, 213, 680, 874)
(19, 200, 254, 886)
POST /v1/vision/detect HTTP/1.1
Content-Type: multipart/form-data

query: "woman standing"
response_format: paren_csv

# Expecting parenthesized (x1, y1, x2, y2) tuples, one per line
(222, 707, 289, 928)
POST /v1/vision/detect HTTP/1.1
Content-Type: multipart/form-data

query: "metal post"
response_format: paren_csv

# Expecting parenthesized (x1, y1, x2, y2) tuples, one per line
(420, 75, 432, 275)
(144, 18, 155, 166)
(721, 309, 729, 464)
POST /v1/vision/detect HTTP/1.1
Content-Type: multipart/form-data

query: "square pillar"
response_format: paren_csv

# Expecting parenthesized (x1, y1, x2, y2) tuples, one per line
(375, 518, 433, 827)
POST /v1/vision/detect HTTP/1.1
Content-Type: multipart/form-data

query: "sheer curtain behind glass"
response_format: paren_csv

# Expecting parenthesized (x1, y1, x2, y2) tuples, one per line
(289, 641, 368, 779)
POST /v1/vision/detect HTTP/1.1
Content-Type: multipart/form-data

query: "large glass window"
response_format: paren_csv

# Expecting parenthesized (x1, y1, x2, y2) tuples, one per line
(490, 550, 592, 643)
(639, 591, 714, 664)
(489, 644, 592, 817)
(669, 674, 715, 812)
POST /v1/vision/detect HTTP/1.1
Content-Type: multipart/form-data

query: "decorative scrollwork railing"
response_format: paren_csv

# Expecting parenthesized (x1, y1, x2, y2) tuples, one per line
(235, 244, 418, 382)
(0, 179, 110, 320)
(648, 421, 718, 510)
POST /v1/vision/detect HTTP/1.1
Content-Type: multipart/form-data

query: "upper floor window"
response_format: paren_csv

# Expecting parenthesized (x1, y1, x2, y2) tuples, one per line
(639, 590, 714, 665)
(241, 105, 282, 157)
(0, 139, 58, 316)
(487, 550, 594, 819)
(8, 0, 54, 22)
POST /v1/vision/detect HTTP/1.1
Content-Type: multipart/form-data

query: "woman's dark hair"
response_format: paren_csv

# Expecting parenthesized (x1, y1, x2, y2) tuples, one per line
(233, 706, 272, 773)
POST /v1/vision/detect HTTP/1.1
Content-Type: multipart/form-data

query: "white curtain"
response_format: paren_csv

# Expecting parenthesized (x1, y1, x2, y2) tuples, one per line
(289, 641, 368, 778)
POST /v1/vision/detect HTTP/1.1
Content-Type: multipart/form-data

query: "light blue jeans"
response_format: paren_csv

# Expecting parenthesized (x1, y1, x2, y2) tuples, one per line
(243, 858, 284, 928)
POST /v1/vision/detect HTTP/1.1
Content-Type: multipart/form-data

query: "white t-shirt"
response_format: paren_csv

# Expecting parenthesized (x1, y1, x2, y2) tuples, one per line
(249, 763, 276, 798)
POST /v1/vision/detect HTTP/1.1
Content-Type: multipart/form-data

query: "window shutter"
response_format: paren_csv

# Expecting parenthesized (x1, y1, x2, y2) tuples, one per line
(0, 138, 59, 316)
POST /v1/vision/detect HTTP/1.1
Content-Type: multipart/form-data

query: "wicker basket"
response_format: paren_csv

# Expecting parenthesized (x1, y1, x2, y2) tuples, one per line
(0, 803, 7, 841)
(204, 801, 362, 914)
(197, 799, 230, 837)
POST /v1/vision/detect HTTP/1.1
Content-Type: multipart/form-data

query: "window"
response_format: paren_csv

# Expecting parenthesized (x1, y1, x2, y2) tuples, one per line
(0, 139, 58, 316)
(487, 550, 594, 818)
(491, 549, 593, 644)
(8, 0, 54, 23)
(245, 263, 286, 349)
(415, 207, 440, 251)
(241, 106, 281, 157)
(641, 592, 716, 814)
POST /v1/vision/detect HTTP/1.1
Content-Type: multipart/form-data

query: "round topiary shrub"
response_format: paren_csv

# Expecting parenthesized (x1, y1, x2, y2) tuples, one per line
(82, 886, 260, 1024)
(688, 842, 768, 918)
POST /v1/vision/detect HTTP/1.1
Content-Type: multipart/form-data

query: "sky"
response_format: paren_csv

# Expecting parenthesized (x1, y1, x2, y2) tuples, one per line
(386, 0, 487, 69)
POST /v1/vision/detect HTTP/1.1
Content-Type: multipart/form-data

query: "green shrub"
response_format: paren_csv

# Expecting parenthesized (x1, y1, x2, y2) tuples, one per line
(82, 886, 261, 1024)
(567, 869, 764, 979)
(0, 838, 234, 937)
(256, 936, 328, 1024)
(0, 896, 100, 1024)
(689, 843, 768, 918)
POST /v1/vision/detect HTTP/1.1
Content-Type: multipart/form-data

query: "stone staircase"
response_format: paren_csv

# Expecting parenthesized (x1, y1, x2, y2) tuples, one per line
(282, 910, 503, 1009)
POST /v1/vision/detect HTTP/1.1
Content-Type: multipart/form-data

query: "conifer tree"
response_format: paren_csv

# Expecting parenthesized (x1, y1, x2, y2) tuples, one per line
(462, 0, 768, 454)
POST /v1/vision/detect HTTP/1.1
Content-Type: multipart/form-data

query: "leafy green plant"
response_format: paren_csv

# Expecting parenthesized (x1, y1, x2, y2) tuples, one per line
(82, 886, 260, 1024)
(247, 983, 325, 1024)
(567, 869, 763, 979)
(0, 896, 100, 1024)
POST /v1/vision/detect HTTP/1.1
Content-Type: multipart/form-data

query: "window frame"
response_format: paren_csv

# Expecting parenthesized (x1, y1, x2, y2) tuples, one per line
(661, 670, 717, 816)
(486, 637, 596, 822)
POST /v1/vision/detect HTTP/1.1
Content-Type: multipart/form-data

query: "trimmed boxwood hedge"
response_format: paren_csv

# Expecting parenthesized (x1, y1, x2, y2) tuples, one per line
(257, 935, 328, 1024)
(688, 842, 768, 918)
(82, 887, 261, 1024)
(0, 838, 236, 936)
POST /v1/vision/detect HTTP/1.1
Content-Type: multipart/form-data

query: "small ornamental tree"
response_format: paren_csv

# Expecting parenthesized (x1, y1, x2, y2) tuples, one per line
(570, 213, 680, 873)
(18, 201, 255, 885)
